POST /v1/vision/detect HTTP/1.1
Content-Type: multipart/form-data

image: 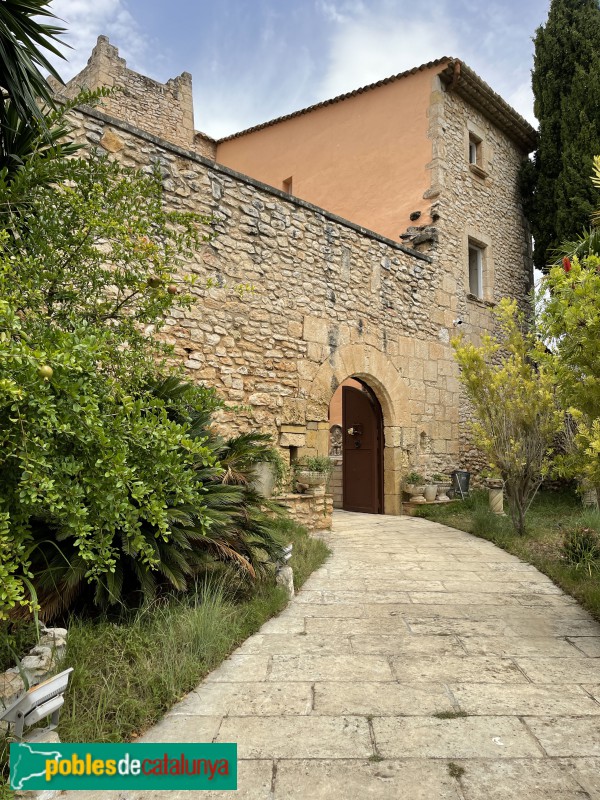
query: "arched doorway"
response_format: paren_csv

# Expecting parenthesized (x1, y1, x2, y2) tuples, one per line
(310, 344, 409, 515)
(329, 378, 384, 514)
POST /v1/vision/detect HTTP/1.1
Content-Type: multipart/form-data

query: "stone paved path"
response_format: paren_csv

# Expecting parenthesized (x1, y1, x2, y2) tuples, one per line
(65, 511, 600, 799)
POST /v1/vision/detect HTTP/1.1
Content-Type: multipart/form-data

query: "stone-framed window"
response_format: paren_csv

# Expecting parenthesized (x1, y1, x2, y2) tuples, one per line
(464, 228, 494, 304)
(468, 240, 485, 299)
(468, 133, 482, 167)
(465, 122, 488, 179)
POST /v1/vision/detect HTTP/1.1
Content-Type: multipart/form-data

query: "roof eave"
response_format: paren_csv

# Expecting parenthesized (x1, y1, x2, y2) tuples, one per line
(438, 60, 537, 152)
(217, 57, 453, 143)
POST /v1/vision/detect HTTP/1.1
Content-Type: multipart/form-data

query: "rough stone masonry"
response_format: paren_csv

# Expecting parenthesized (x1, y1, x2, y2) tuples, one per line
(57, 37, 535, 515)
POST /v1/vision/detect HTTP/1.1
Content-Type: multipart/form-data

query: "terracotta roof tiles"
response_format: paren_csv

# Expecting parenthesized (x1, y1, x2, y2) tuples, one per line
(217, 57, 536, 152)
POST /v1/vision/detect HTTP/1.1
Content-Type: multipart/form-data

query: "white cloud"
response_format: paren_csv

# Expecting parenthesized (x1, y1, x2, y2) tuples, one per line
(313, 0, 537, 124)
(316, 4, 460, 100)
(49, 0, 150, 80)
(197, 43, 317, 139)
(506, 80, 537, 126)
(317, 0, 367, 24)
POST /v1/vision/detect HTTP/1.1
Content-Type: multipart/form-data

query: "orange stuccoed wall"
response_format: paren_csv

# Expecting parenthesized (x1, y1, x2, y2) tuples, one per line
(215, 65, 441, 242)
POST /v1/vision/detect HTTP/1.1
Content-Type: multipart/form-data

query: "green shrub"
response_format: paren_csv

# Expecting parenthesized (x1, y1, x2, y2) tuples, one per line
(0, 153, 214, 619)
(30, 382, 288, 618)
(295, 456, 333, 475)
(562, 526, 600, 575)
(0, 152, 288, 620)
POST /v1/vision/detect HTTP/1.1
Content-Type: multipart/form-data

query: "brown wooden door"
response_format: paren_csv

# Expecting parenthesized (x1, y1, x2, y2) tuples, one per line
(342, 385, 383, 513)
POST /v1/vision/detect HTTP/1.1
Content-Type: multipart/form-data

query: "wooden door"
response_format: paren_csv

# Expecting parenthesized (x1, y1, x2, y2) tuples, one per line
(342, 385, 383, 513)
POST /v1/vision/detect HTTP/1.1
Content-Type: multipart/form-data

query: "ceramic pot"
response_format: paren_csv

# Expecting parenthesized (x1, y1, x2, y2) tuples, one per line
(424, 484, 438, 502)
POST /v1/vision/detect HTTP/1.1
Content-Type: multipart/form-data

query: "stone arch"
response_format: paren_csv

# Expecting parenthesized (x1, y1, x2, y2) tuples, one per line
(307, 344, 409, 515)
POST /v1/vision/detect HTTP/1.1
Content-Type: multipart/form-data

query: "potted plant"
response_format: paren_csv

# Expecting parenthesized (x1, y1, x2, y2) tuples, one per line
(404, 471, 426, 503)
(250, 449, 289, 498)
(432, 473, 452, 502)
(294, 456, 333, 496)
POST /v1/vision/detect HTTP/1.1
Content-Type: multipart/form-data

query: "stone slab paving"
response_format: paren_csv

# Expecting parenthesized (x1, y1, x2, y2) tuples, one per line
(61, 511, 600, 799)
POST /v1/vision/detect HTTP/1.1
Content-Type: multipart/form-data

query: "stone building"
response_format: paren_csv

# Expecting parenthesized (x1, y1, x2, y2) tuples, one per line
(58, 36, 536, 516)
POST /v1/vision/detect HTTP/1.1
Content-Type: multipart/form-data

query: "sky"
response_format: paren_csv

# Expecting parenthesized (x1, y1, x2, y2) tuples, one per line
(48, 0, 551, 140)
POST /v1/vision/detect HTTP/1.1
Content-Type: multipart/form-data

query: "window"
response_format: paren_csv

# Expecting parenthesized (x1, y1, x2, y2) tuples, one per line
(282, 176, 293, 194)
(468, 133, 481, 167)
(468, 242, 484, 299)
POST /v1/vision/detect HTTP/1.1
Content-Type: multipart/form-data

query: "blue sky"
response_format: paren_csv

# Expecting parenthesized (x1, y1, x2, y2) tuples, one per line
(49, 0, 550, 139)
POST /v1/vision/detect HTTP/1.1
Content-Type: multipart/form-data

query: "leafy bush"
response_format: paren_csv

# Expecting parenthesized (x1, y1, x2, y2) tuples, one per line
(453, 299, 563, 535)
(26, 380, 288, 618)
(541, 245, 600, 500)
(1, 308, 221, 617)
(0, 150, 220, 619)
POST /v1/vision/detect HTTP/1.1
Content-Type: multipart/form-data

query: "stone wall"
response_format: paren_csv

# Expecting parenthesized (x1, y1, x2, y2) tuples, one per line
(278, 493, 333, 532)
(65, 69, 531, 512)
(54, 36, 216, 159)
(0, 627, 68, 723)
(421, 77, 534, 473)
(330, 458, 343, 509)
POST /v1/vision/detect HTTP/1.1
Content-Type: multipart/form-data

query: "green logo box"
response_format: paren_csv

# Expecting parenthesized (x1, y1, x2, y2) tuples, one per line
(10, 742, 237, 791)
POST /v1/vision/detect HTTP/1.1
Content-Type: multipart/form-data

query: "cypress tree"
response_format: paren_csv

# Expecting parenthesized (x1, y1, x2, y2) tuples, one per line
(522, 0, 600, 270)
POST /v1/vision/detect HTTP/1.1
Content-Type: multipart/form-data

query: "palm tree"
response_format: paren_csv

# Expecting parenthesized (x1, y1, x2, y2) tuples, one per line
(0, 1, 82, 183)
(30, 379, 287, 618)
(0, 0, 65, 126)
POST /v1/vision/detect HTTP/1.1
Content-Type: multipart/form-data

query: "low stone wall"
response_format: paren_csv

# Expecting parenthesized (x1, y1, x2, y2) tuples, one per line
(277, 493, 333, 532)
(0, 626, 68, 722)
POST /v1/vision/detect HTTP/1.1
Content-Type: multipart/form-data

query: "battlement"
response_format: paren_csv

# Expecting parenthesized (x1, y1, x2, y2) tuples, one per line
(56, 35, 215, 156)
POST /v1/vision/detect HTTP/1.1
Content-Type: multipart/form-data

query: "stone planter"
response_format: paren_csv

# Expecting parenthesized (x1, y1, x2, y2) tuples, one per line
(406, 484, 426, 503)
(296, 470, 328, 496)
(486, 478, 505, 515)
(250, 461, 277, 499)
(423, 484, 438, 502)
(436, 483, 452, 502)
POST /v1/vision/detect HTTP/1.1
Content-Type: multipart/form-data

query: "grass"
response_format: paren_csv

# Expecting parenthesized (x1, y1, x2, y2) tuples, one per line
(0, 621, 37, 673)
(415, 488, 600, 621)
(0, 519, 329, 797)
(279, 518, 330, 589)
